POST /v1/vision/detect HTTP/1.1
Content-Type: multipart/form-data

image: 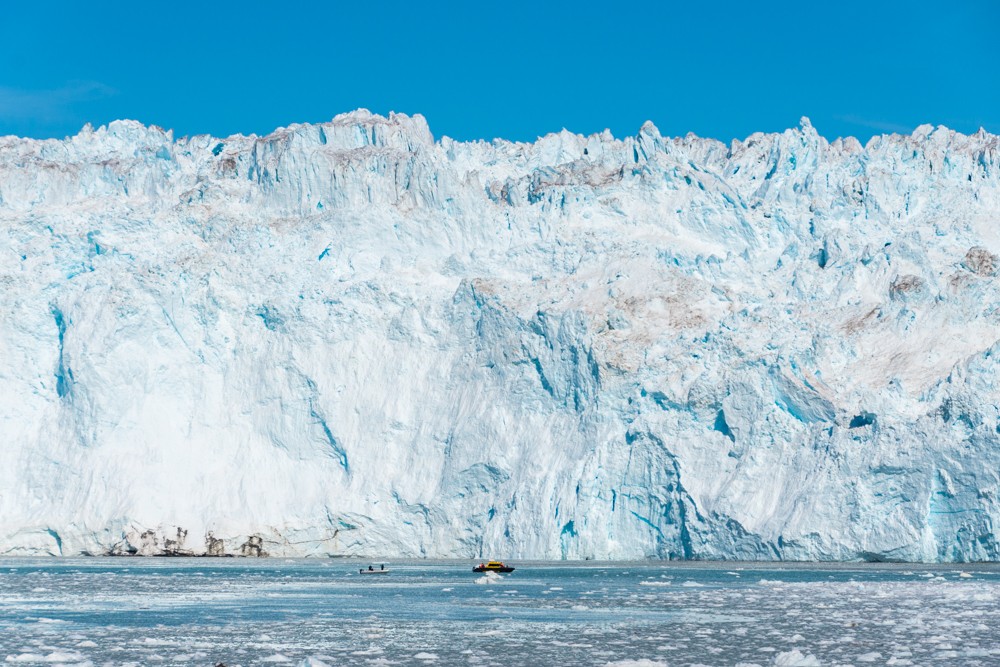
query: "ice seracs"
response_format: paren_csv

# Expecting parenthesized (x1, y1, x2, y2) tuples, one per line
(0, 110, 999, 561)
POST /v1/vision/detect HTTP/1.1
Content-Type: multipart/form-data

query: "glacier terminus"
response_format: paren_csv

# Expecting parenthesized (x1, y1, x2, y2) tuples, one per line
(1, 110, 999, 562)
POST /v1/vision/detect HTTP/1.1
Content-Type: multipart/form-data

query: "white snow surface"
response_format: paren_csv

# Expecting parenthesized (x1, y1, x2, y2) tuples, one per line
(1, 110, 999, 560)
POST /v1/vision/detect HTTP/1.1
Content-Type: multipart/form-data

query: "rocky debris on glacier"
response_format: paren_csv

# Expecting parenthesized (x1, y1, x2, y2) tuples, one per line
(1, 110, 998, 561)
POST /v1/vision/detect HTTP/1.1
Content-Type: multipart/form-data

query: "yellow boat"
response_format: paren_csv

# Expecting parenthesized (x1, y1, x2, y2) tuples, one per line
(473, 560, 514, 573)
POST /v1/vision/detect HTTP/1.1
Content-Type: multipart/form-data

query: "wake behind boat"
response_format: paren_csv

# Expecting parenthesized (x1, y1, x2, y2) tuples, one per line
(473, 560, 514, 573)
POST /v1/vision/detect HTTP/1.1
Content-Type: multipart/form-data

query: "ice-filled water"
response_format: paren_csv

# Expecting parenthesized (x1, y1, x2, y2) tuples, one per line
(2, 559, 998, 666)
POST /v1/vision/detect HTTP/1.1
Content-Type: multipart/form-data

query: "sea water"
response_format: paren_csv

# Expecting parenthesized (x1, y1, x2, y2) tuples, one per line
(1, 559, 998, 666)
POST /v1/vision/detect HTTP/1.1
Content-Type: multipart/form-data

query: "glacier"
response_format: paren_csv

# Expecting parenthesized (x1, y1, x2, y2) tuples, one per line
(1, 110, 999, 561)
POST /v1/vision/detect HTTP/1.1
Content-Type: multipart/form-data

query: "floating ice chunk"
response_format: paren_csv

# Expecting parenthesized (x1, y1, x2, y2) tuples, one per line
(964, 648, 992, 657)
(856, 652, 882, 662)
(602, 661, 668, 667)
(75, 641, 98, 648)
(413, 652, 439, 662)
(958, 572, 973, 578)
(772, 649, 820, 666)
(474, 571, 503, 585)
(639, 580, 671, 587)
(297, 659, 332, 667)
(681, 581, 704, 587)
(261, 654, 292, 663)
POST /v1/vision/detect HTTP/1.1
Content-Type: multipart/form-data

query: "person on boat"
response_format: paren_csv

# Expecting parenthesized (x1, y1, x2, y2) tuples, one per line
(368, 565, 374, 571)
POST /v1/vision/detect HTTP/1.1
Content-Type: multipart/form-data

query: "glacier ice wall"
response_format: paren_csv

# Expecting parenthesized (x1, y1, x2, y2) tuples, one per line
(1, 110, 999, 561)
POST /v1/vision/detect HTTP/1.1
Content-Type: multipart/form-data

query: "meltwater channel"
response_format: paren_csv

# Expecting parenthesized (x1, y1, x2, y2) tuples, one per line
(1, 559, 999, 666)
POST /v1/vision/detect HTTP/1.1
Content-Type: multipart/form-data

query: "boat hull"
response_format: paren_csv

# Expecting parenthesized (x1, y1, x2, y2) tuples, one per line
(472, 566, 514, 573)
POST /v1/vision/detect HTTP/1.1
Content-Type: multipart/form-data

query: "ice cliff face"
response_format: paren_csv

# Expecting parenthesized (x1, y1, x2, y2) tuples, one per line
(2, 110, 999, 561)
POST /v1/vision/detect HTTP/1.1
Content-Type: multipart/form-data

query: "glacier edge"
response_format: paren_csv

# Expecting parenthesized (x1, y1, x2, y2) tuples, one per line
(1, 110, 999, 561)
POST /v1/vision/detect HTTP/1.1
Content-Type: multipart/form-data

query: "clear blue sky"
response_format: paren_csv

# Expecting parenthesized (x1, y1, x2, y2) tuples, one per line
(1, 0, 997, 143)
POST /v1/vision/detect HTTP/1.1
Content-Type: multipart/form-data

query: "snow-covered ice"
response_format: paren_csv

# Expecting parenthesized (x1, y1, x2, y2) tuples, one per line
(1, 111, 999, 560)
